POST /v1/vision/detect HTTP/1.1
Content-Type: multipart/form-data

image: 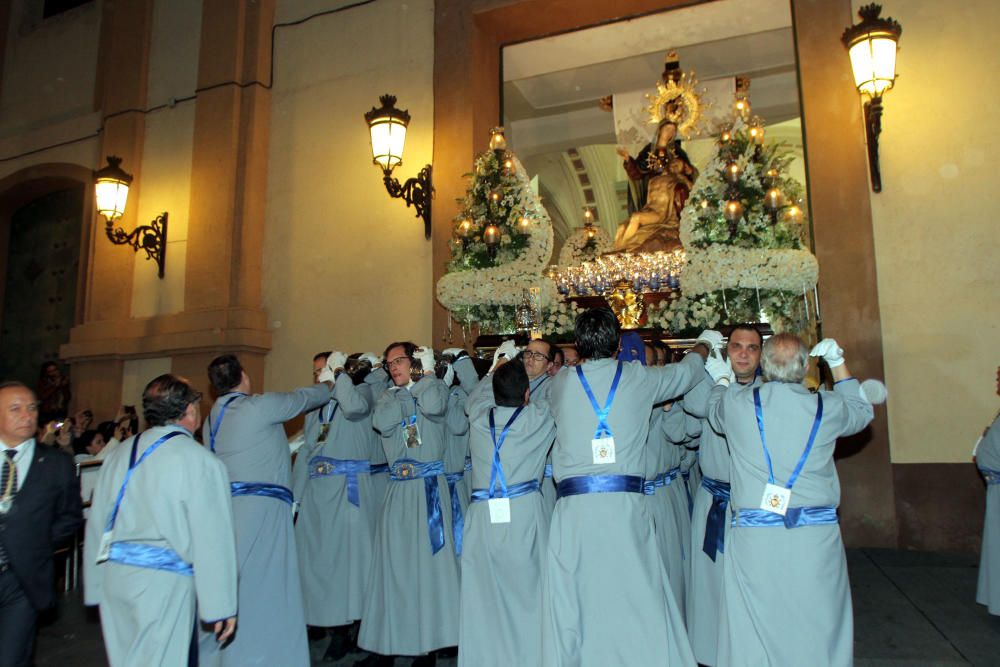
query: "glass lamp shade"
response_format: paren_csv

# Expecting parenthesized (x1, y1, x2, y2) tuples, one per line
(483, 224, 501, 247)
(842, 5, 902, 98)
(94, 156, 132, 220)
(365, 95, 411, 171)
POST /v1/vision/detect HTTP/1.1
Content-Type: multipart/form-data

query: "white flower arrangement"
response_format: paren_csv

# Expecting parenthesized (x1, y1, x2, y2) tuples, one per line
(539, 299, 584, 337)
(557, 226, 613, 266)
(681, 246, 818, 295)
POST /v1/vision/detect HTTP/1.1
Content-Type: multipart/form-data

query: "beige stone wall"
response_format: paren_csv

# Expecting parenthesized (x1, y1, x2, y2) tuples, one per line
(262, 0, 434, 391)
(856, 0, 1000, 463)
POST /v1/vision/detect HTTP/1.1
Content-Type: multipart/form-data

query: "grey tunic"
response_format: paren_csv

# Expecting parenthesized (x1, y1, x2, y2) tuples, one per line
(682, 375, 760, 666)
(458, 370, 556, 667)
(709, 378, 873, 667)
(976, 412, 1000, 614)
(200, 384, 331, 667)
(544, 354, 704, 666)
(83, 425, 237, 667)
(529, 374, 559, 518)
(294, 378, 379, 627)
(365, 369, 393, 522)
(445, 385, 471, 552)
(647, 404, 687, 615)
(358, 376, 462, 655)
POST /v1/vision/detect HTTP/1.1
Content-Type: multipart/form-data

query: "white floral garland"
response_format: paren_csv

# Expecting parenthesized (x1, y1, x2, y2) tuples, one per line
(557, 226, 613, 266)
(539, 299, 584, 337)
(436, 155, 559, 311)
(681, 246, 818, 294)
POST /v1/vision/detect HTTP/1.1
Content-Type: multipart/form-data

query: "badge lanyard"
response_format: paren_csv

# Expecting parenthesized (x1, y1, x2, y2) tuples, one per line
(753, 387, 823, 493)
(401, 397, 420, 447)
(576, 361, 623, 441)
(320, 400, 339, 425)
(208, 393, 246, 452)
(105, 431, 184, 533)
(488, 406, 525, 498)
(529, 375, 548, 397)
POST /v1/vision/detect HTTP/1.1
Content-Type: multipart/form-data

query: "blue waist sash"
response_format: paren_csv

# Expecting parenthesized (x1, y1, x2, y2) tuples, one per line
(556, 474, 644, 500)
(544, 463, 553, 479)
(230, 481, 294, 506)
(308, 456, 371, 507)
(733, 506, 838, 529)
(700, 476, 731, 561)
(108, 542, 193, 576)
(464, 456, 473, 473)
(643, 467, 680, 496)
(682, 468, 694, 516)
(369, 463, 389, 475)
(389, 459, 446, 554)
(471, 479, 541, 503)
(444, 471, 465, 557)
(981, 468, 1000, 485)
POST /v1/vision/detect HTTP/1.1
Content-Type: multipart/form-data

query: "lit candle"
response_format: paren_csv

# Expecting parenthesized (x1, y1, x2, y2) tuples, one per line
(519, 213, 529, 228)
(720, 128, 732, 144)
(786, 205, 803, 223)
(749, 123, 765, 144)
(724, 200, 744, 222)
(490, 189, 501, 203)
(734, 98, 750, 116)
(765, 188, 783, 211)
(489, 127, 507, 151)
(724, 162, 741, 184)
(457, 219, 472, 237)
(484, 224, 500, 246)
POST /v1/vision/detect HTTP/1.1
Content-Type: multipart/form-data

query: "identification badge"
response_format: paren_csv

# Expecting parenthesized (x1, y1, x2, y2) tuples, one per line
(317, 424, 330, 443)
(488, 497, 511, 524)
(592, 436, 616, 465)
(405, 423, 422, 448)
(760, 483, 791, 515)
(96, 531, 113, 563)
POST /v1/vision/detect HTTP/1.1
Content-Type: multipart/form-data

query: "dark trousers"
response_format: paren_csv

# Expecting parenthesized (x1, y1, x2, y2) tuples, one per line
(0, 568, 37, 667)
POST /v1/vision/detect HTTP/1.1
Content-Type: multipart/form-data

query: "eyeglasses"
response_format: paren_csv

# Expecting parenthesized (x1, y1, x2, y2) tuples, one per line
(386, 356, 410, 368)
(522, 351, 551, 362)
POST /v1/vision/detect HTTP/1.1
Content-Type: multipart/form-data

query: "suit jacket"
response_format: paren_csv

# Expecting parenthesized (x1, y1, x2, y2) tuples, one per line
(0, 443, 82, 610)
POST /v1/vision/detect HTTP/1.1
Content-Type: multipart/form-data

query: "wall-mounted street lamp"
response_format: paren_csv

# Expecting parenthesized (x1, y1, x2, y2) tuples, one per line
(842, 3, 902, 193)
(364, 95, 433, 239)
(93, 156, 168, 278)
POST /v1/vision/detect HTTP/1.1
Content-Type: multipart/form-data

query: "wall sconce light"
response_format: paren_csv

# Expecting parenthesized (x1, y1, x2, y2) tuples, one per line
(364, 94, 433, 239)
(94, 156, 168, 278)
(842, 3, 902, 193)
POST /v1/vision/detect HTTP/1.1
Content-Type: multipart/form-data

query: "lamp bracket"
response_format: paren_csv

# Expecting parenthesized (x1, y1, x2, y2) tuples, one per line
(382, 165, 433, 239)
(863, 96, 884, 193)
(105, 211, 168, 278)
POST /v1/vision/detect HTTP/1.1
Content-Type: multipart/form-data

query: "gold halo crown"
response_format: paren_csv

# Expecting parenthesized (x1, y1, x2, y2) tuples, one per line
(645, 52, 704, 139)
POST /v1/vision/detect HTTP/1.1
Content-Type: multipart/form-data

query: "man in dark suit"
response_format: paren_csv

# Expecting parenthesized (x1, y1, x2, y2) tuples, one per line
(0, 381, 82, 667)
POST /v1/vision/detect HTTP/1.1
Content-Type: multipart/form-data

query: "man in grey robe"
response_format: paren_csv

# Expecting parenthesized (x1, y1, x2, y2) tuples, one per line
(542, 307, 711, 666)
(682, 324, 762, 666)
(708, 334, 874, 667)
(84, 374, 237, 667)
(358, 342, 461, 667)
(459, 358, 556, 666)
(293, 351, 380, 661)
(976, 365, 1000, 614)
(520, 339, 558, 515)
(199, 354, 332, 667)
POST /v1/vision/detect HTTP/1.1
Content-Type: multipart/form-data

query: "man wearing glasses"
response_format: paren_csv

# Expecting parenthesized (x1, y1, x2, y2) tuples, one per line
(522, 340, 556, 400)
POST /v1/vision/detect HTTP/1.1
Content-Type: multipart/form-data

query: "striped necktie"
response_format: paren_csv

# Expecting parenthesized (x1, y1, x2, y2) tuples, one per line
(0, 449, 16, 566)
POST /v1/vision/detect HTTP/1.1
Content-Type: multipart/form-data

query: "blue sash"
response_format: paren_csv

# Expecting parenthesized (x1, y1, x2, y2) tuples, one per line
(700, 476, 731, 561)
(309, 456, 370, 507)
(556, 474, 644, 499)
(207, 393, 246, 453)
(681, 468, 694, 515)
(370, 463, 389, 475)
(643, 467, 680, 495)
(444, 471, 465, 556)
(733, 506, 838, 529)
(108, 542, 193, 576)
(981, 468, 1000, 485)
(105, 431, 190, 575)
(390, 458, 446, 554)
(543, 463, 553, 479)
(471, 479, 541, 503)
(230, 482, 294, 506)
(464, 455, 473, 473)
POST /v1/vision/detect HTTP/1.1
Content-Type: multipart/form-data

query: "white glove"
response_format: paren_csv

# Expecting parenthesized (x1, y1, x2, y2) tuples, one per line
(442, 348, 465, 358)
(442, 363, 455, 387)
(810, 338, 845, 368)
(326, 351, 348, 373)
(360, 352, 381, 367)
(704, 351, 735, 386)
(317, 367, 337, 384)
(414, 346, 436, 374)
(490, 339, 521, 373)
(696, 329, 725, 351)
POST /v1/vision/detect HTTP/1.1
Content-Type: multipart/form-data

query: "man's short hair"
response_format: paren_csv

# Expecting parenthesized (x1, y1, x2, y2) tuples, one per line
(313, 351, 332, 363)
(143, 374, 202, 427)
(728, 323, 764, 347)
(208, 354, 244, 394)
(761, 333, 808, 383)
(551, 347, 565, 365)
(493, 359, 529, 408)
(528, 339, 554, 361)
(383, 341, 417, 361)
(575, 307, 620, 360)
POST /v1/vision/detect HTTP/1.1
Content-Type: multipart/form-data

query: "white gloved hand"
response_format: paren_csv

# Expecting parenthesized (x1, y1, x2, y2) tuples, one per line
(809, 338, 845, 368)
(442, 348, 465, 358)
(490, 339, 521, 373)
(442, 363, 455, 387)
(414, 346, 436, 374)
(360, 352, 381, 368)
(317, 367, 337, 384)
(704, 351, 735, 386)
(695, 329, 725, 351)
(326, 351, 348, 373)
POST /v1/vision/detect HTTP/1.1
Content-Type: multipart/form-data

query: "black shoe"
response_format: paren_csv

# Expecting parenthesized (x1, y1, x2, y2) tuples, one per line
(412, 653, 437, 667)
(435, 646, 457, 658)
(322, 625, 353, 662)
(354, 652, 394, 667)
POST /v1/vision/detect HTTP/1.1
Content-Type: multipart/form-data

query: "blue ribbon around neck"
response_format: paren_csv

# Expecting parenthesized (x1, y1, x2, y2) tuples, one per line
(576, 362, 623, 440)
(208, 393, 246, 453)
(487, 406, 525, 500)
(753, 387, 823, 491)
(106, 431, 184, 533)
